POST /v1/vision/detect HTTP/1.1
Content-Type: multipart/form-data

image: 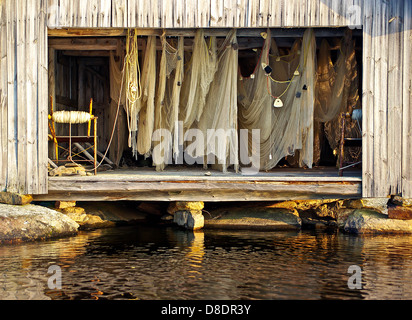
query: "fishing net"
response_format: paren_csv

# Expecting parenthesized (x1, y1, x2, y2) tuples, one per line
(116, 28, 359, 173)
(314, 29, 360, 165)
(135, 36, 157, 157)
(238, 28, 317, 171)
(109, 51, 127, 166)
(179, 29, 217, 129)
(152, 35, 185, 170)
(196, 29, 239, 172)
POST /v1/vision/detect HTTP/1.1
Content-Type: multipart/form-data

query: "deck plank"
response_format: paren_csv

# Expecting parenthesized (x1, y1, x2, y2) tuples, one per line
(34, 167, 362, 201)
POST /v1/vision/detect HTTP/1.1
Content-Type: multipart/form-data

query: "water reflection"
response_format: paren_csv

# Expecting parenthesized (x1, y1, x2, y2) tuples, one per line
(0, 225, 411, 300)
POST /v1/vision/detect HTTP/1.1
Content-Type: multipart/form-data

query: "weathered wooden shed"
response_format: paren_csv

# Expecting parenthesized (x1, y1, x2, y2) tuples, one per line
(0, 0, 410, 202)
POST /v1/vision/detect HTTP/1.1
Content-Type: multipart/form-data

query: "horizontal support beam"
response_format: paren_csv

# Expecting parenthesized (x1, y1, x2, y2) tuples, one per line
(33, 176, 362, 202)
(49, 27, 362, 38)
(48, 28, 128, 37)
(48, 38, 119, 50)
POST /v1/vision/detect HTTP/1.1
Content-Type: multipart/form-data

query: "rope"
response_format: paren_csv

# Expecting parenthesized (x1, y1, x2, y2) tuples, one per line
(52, 111, 92, 124)
(124, 29, 142, 147)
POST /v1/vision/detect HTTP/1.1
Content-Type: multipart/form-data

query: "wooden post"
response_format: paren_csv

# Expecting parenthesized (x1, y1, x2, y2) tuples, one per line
(94, 117, 97, 175)
(339, 114, 345, 177)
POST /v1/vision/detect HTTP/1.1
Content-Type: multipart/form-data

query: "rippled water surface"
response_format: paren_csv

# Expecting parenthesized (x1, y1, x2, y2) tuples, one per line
(0, 224, 411, 300)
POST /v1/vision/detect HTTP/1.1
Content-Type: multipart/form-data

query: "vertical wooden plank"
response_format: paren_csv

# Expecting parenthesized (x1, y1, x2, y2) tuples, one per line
(15, 0, 28, 193)
(293, 0, 300, 27)
(198, 0, 210, 27)
(251, 0, 260, 27)
(184, 0, 196, 28)
(76, 0, 87, 27)
(112, 0, 127, 28)
(309, 0, 319, 27)
(174, 0, 184, 27)
(0, 0, 7, 191)
(319, 0, 329, 26)
(402, 0, 412, 198)
(224, 0, 236, 27)
(128, 0, 137, 27)
(161, 0, 173, 28)
(330, 0, 339, 26)
(67, 0, 75, 27)
(362, 0, 375, 197)
(26, 0, 38, 194)
(298, 0, 306, 27)
(269, 0, 281, 27)
(6, 0, 17, 193)
(257, 0, 269, 27)
(98, 0, 112, 27)
(284, 0, 294, 27)
(38, 0, 48, 194)
(151, 0, 160, 28)
(387, 0, 403, 195)
(57, 0, 69, 27)
(137, 0, 146, 28)
(370, 0, 389, 197)
(90, 0, 99, 27)
(210, 0, 224, 27)
(47, 0, 58, 28)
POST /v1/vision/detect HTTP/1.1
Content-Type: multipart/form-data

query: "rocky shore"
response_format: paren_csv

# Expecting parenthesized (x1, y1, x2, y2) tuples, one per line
(0, 203, 79, 243)
(1, 191, 412, 244)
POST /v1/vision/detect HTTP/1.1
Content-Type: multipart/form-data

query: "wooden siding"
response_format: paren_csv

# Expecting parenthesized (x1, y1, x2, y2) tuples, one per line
(0, 0, 411, 198)
(362, 0, 412, 198)
(45, 0, 411, 198)
(402, 0, 412, 199)
(0, 0, 48, 195)
(47, 0, 362, 28)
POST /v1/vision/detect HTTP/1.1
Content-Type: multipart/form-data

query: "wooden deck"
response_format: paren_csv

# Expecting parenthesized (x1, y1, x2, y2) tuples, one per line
(33, 167, 362, 202)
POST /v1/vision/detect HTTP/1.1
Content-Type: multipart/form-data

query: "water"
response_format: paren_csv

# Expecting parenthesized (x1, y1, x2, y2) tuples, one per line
(0, 224, 411, 300)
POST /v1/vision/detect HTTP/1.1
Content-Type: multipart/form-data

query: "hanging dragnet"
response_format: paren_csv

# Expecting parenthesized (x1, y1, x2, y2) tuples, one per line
(123, 29, 142, 157)
(196, 29, 239, 173)
(152, 35, 184, 171)
(109, 51, 127, 166)
(135, 36, 157, 157)
(238, 28, 316, 171)
(314, 29, 360, 165)
(179, 29, 217, 129)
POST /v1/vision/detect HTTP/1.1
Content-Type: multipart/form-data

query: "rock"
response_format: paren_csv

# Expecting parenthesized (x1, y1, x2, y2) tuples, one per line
(336, 208, 356, 229)
(294, 199, 341, 211)
(316, 201, 344, 219)
(58, 206, 86, 215)
(266, 201, 298, 210)
(0, 192, 33, 205)
(204, 206, 301, 231)
(167, 201, 204, 215)
(388, 205, 412, 220)
(300, 217, 337, 229)
(343, 198, 389, 214)
(80, 215, 115, 230)
(161, 214, 174, 221)
(55, 201, 76, 209)
(0, 203, 79, 243)
(391, 196, 412, 207)
(63, 209, 115, 230)
(174, 211, 204, 230)
(344, 209, 412, 234)
(49, 165, 86, 177)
